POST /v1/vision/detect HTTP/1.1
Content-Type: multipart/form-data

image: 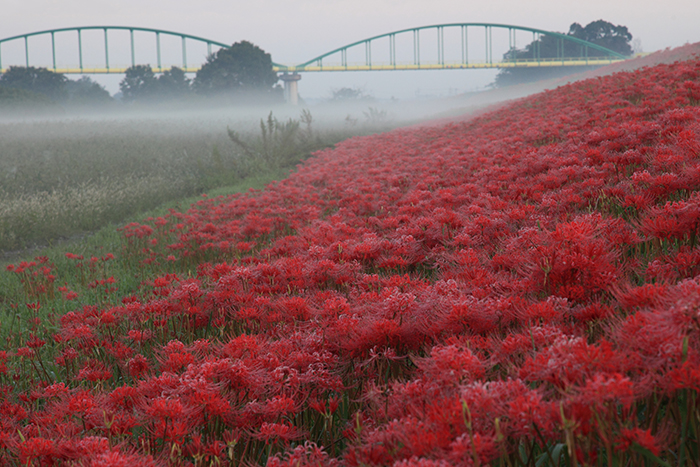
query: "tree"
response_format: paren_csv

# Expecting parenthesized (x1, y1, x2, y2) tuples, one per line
(567, 20, 633, 56)
(331, 87, 371, 101)
(0, 85, 59, 114)
(495, 20, 633, 87)
(0, 66, 67, 101)
(156, 67, 191, 98)
(0, 67, 112, 111)
(65, 76, 112, 104)
(192, 41, 281, 102)
(119, 65, 157, 102)
(119, 65, 193, 103)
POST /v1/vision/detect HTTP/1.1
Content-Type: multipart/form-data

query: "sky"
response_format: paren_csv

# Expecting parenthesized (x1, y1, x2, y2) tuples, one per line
(1, 0, 699, 99)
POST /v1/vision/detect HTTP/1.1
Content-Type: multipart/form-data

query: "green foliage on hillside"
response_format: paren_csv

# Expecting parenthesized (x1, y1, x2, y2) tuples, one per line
(495, 19, 634, 87)
(568, 20, 633, 56)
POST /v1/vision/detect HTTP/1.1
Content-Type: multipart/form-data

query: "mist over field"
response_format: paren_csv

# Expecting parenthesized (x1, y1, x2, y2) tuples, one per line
(4, 38, 696, 257)
(0, 92, 434, 257)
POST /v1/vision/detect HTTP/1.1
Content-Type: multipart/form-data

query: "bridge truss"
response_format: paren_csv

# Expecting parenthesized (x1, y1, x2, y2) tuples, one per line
(0, 23, 628, 75)
(278, 23, 628, 72)
(0, 26, 284, 74)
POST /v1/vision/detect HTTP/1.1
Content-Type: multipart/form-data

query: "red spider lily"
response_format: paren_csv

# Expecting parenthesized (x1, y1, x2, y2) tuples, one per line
(17, 437, 56, 465)
(255, 422, 303, 443)
(76, 360, 113, 383)
(127, 354, 150, 380)
(615, 427, 661, 456)
(267, 441, 339, 467)
(639, 196, 700, 242)
(4, 53, 700, 465)
(126, 329, 153, 343)
(414, 345, 484, 385)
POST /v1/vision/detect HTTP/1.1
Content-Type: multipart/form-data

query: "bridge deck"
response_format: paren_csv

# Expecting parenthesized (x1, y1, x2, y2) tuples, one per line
(277, 57, 624, 72)
(0, 58, 624, 75)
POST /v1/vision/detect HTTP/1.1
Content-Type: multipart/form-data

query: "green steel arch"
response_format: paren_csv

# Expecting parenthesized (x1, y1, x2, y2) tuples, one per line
(0, 23, 630, 75)
(0, 25, 285, 73)
(281, 23, 628, 72)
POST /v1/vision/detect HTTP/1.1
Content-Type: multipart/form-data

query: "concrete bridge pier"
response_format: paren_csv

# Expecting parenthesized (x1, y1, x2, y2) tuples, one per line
(280, 72, 302, 105)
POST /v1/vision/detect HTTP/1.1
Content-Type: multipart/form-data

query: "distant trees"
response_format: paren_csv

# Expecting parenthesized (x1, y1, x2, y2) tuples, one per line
(567, 20, 633, 56)
(0, 85, 58, 113)
(495, 20, 634, 87)
(65, 76, 112, 104)
(0, 66, 67, 101)
(331, 87, 372, 101)
(0, 66, 112, 108)
(2, 40, 282, 109)
(118, 41, 282, 104)
(119, 65, 191, 102)
(158, 67, 191, 98)
(192, 41, 282, 102)
(119, 65, 156, 102)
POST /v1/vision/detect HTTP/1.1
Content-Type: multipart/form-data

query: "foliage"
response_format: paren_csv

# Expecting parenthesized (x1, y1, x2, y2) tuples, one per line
(331, 87, 372, 101)
(0, 66, 67, 100)
(0, 85, 58, 114)
(119, 65, 192, 103)
(0, 67, 111, 110)
(156, 66, 191, 99)
(2, 56, 700, 465)
(193, 40, 282, 102)
(118, 65, 156, 102)
(0, 111, 382, 252)
(362, 106, 388, 124)
(495, 19, 634, 87)
(226, 110, 312, 170)
(120, 42, 281, 104)
(64, 76, 113, 104)
(568, 20, 633, 56)
(507, 19, 633, 61)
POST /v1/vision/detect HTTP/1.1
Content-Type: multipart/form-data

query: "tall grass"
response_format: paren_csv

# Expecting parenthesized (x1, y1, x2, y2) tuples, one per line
(0, 110, 391, 253)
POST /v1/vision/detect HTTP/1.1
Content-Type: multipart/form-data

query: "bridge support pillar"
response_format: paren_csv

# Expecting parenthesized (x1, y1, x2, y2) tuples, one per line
(280, 72, 301, 105)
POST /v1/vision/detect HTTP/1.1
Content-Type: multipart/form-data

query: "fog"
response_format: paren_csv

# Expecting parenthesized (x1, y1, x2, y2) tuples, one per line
(0, 78, 510, 258)
(0, 78, 497, 128)
(2, 37, 697, 258)
(3, 0, 698, 100)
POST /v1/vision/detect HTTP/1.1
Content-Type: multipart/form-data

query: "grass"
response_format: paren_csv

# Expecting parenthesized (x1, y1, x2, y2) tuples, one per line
(0, 106, 396, 335)
(0, 166, 286, 329)
(0, 108, 392, 254)
(0, 105, 396, 464)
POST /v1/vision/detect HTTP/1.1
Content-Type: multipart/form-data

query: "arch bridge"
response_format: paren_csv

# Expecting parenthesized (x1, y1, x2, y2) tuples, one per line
(0, 24, 629, 103)
(278, 23, 627, 72)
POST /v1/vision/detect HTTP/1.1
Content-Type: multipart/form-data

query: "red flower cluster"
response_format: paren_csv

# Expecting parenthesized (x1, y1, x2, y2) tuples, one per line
(2, 56, 700, 465)
(6, 256, 56, 301)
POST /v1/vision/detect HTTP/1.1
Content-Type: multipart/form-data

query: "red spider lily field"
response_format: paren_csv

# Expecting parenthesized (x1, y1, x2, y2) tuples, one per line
(3, 50, 700, 466)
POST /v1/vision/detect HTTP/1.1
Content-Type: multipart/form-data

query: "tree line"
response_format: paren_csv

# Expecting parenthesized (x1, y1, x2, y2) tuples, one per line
(0, 40, 282, 110)
(495, 19, 635, 87)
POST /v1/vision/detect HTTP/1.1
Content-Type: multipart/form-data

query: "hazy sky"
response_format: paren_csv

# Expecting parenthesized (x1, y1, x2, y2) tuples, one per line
(2, 0, 699, 99)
